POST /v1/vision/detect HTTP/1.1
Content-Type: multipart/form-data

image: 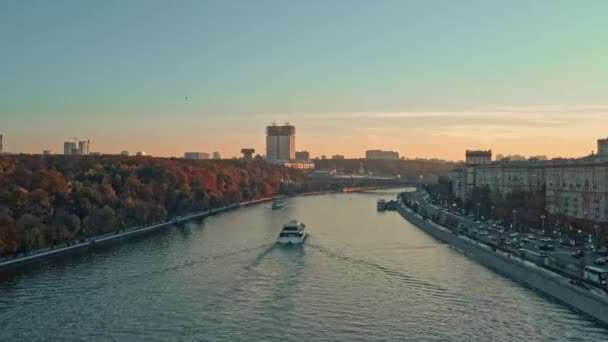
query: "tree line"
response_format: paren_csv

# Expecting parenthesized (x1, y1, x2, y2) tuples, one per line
(0, 155, 309, 256)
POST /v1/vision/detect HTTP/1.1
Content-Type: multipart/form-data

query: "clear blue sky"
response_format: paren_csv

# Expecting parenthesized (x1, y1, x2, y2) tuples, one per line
(1, 0, 607, 159)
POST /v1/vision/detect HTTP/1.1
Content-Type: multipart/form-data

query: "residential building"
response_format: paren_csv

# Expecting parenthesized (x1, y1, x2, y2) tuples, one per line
(120, 150, 129, 156)
(184, 152, 210, 160)
(295, 151, 310, 160)
(136, 151, 146, 156)
(545, 162, 608, 222)
(450, 143, 608, 223)
(598, 138, 608, 157)
(64, 141, 77, 155)
(78, 140, 90, 155)
(266, 124, 295, 162)
(331, 154, 345, 160)
(365, 150, 399, 160)
(212, 152, 221, 159)
(43, 150, 51, 155)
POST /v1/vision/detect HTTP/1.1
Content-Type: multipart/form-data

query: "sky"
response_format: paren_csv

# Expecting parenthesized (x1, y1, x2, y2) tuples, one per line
(1, 0, 607, 160)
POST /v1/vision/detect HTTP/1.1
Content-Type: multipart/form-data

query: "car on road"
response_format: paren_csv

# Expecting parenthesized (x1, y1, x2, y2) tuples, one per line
(571, 250, 585, 258)
(594, 258, 607, 265)
(538, 244, 555, 251)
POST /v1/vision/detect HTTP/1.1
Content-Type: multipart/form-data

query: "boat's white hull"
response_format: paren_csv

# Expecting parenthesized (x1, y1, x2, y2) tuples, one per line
(277, 233, 307, 244)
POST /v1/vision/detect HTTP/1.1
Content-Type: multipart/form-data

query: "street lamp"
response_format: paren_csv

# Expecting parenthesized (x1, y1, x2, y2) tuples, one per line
(593, 224, 600, 251)
(540, 214, 546, 235)
(476, 202, 481, 221)
(512, 210, 518, 232)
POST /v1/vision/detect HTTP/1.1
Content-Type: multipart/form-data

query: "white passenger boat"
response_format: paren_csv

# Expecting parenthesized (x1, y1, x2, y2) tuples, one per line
(272, 200, 286, 210)
(277, 220, 307, 244)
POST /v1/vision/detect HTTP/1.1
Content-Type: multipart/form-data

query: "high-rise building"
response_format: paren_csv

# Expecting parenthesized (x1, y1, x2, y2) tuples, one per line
(241, 148, 255, 160)
(295, 151, 310, 160)
(266, 124, 295, 162)
(120, 150, 129, 156)
(331, 154, 345, 160)
(78, 140, 90, 155)
(64, 141, 77, 155)
(598, 138, 608, 157)
(184, 152, 210, 160)
(365, 150, 399, 160)
(212, 152, 221, 159)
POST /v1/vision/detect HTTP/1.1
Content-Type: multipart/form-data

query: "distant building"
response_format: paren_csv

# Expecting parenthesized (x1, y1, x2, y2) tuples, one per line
(266, 123, 295, 162)
(136, 151, 146, 156)
(0, 134, 3, 153)
(42, 150, 51, 155)
(365, 150, 399, 160)
(184, 152, 210, 160)
(89, 152, 101, 156)
(78, 140, 90, 155)
(64, 141, 77, 155)
(253, 154, 264, 161)
(321, 155, 327, 160)
(212, 152, 221, 159)
(598, 138, 608, 157)
(120, 150, 129, 156)
(295, 151, 310, 160)
(465, 150, 492, 165)
(241, 148, 255, 160)
(331, 154, 345, 160)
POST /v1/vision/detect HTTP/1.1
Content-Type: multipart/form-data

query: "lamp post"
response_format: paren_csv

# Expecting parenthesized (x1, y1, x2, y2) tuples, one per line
(594, 224, 600, 251)
(540, 214, 546, 236)
(512, 210, 518, 232)
(476, 202, 481, 221)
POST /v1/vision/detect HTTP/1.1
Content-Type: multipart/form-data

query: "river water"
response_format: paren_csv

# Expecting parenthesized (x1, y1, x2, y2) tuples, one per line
(1, 189, 606, 341)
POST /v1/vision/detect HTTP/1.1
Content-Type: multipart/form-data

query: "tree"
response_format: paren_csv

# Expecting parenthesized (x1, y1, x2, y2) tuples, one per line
(83, 206, 117, 235)
(0, 214, 20, 255)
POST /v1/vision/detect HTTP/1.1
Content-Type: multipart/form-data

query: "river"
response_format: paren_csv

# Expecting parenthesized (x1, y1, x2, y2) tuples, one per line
(1, 189, 606, 341)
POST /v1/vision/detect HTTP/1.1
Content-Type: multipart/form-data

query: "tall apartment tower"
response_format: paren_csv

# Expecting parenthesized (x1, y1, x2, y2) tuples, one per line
(78, 140, 90, 155)
(598, 138, 608, 157)
(64, 141, 77, 155)
(266, 123, 295, 162)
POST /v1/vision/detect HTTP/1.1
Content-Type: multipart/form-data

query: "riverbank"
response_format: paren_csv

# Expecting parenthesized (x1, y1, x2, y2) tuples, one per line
(396, 199, 608, 326)
(0, 186, 400, 270)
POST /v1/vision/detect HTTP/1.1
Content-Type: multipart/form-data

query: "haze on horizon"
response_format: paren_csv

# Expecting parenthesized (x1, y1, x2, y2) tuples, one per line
(1, 1, 607, 161)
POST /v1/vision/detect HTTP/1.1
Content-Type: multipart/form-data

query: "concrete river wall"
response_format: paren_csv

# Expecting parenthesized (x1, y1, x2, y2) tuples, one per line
(397, 205, 608, 326)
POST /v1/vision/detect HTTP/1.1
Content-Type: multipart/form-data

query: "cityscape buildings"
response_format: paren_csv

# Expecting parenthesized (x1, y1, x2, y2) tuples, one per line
(184, 152, 210, 160)
(365, 150, 399, 160)
(295, 151, 310, 160)
(449, 140, 608, 223)
(212, 152, 221, 159)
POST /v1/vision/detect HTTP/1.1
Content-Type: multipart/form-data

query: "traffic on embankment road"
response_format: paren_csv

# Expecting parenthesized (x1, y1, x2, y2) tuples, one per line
(402, 190, 608, 294)
(399, 190, 608, 326)
(406, 190, 607, 282)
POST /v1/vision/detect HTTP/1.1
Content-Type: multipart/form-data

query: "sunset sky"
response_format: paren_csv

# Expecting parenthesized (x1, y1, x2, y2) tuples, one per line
(1, 1, 607, 160)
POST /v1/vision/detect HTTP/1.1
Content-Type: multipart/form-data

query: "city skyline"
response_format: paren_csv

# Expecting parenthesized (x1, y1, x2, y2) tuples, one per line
(2, 1, 608, 159)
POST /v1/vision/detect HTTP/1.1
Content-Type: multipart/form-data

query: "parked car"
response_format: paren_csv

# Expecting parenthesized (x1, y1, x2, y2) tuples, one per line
(594, 258, 607, 265)
(538, 244, 555, 251)
(571, 250, 585, 258)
